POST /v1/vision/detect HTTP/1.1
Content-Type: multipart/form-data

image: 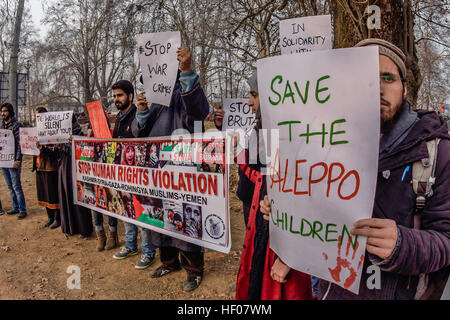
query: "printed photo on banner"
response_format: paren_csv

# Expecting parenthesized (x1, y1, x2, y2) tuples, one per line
(36, 110, 73, 144)
(0, 129, 15, 168)
(137, 31, 181, 107)
(19, 127, 40, 156)
(258, 46, 380, 294)
(72, 134, 230, 253)
(279, 15, 332, 55)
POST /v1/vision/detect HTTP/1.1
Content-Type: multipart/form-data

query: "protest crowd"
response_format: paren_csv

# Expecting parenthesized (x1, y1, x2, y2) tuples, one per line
(0, 13, 449, 301)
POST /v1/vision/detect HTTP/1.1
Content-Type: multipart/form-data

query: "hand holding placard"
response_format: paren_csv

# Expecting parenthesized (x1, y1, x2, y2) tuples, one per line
(177, 47, 192, 72)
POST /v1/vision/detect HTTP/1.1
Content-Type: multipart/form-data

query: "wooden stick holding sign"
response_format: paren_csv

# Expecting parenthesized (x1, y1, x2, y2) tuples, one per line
(137, 32, 181, 107)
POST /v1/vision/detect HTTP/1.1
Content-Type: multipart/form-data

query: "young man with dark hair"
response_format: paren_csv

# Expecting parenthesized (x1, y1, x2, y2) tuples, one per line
(1, 102, 27, 219)
(103, 80, 157, 271)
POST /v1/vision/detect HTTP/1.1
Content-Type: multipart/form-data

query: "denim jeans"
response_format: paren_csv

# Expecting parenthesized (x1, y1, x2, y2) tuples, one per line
(124, 222, 155, 257)
(2, 167, 26, 213)
(93, 211, 118, 229)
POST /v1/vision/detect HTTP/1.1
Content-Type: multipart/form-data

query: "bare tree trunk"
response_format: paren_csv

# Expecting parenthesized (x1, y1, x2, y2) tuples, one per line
(8, 0, 25, 116)
(331, 0, 421, 106)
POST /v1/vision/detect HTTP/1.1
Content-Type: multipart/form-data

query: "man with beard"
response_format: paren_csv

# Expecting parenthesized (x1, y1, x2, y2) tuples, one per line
(261, 39, 450, 300)
(133, 47, 209, 292)
(1, 102, 27, 219)
(107, 80, 157, 272)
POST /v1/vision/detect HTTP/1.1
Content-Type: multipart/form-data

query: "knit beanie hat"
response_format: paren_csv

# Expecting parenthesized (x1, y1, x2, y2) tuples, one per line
(355, 38, 407, 80)
(247, 71, 258, 93)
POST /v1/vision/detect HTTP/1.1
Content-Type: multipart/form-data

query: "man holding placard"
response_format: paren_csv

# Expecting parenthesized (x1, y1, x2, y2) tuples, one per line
(1, 102, 27, 219)
(134, 41, 209, 292)
(260, 39, 450, 300)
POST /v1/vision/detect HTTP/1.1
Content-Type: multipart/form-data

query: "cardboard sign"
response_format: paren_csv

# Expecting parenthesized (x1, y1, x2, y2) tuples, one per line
(86, 100, 112, 138)
(280, 15, 332, 55)
(36, 111, 73, 144)
(72, 133, 231, 253)
(222, 99, 256, 132)
(19, 127, 40, 156)
(257, 47, 380, 294)
(137, 32, 181, 107)
(0, 129, 15, 168)
(222, 98, 257, 148)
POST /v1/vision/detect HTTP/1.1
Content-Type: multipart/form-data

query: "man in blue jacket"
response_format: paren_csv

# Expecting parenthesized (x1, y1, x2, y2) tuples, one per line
(133, 47, 209, 292)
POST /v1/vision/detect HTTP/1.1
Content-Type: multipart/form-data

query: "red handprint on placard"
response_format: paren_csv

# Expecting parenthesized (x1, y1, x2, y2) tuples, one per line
(323, 235, 365, 290)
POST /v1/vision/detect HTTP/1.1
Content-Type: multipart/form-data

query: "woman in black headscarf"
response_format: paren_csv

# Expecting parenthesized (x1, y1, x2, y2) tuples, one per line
(33, 107, 61, 228)
(57, 113, 93, 238)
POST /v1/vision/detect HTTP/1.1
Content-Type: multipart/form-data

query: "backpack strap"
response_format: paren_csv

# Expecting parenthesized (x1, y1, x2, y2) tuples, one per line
(412, 138, 442, 300)
(412, 138, 441, 213)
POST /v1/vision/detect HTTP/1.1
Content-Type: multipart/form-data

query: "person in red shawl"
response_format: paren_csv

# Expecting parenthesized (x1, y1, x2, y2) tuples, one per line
(235, 72, 313, 300)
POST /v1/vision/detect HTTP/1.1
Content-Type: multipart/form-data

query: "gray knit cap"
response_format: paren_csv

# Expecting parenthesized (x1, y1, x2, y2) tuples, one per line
(355, 38, 406, 80)
(247, 71, 258, 93)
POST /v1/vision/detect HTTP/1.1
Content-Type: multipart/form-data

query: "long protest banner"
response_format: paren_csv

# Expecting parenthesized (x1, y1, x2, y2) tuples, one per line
(72, 134, 231, 253)
(137, 31, 181, 107)
(36, 110, 73, 144)
(258, 47, 380, 294)
(0, 129, 15, 168)
(19, 127, 40, 156)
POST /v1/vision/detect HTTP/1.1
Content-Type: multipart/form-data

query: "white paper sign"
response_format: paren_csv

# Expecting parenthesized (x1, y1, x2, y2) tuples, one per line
(258, 47, 380, 294)
(19, 127, 40, 156)
(280, 15, 332, 55)
(0, 129, 15, 168)
(222, 98, 257, 147)
(36, 111, 73, 145)
(138, 32, 181, 107)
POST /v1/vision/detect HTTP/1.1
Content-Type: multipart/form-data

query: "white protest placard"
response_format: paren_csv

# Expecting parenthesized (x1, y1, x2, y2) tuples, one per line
(19, 127, 40, 156)
(138, 31, 181, 107)
(36, 111, 73, 145)
(0, 129, 15, 168)
(280, 15, 332, 55)
(222, 98, 257, 147)
(258, 47, 380, 294)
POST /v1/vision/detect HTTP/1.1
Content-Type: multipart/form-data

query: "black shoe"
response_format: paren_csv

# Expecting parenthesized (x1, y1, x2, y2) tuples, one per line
(149, 265, 181, 278)
(17, 212, 27, 219)
(0, 210, 5, 216)
(183, 275, 202, 292)
(6, 209, 19, 215)
(50, 220, 61, 229)
(44, 218, 54, 227)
